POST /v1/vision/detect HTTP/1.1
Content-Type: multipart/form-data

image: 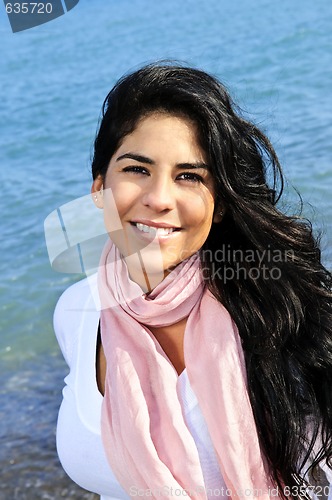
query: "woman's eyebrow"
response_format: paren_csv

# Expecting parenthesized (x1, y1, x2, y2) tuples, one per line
(116, 153, 154, 164)
(116, 153, 209, 170)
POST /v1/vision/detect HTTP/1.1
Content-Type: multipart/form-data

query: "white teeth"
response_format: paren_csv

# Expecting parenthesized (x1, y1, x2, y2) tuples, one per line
(135, 223, 175, 235)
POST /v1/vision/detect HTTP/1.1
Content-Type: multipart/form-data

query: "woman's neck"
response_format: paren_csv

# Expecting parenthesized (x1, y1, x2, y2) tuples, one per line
(124, 253, 171, 293)
(148, 317, 187, 376)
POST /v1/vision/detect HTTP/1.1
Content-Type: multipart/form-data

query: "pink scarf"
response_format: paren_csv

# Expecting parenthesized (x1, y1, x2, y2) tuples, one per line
(98, 240, 275, 498)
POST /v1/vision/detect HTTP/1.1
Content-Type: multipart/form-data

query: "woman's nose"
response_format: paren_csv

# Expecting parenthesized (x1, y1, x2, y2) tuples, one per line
(141, 177, 176, 212)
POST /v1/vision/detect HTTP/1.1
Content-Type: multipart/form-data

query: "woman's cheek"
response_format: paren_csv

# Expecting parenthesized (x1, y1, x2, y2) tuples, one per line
(185, 197, 213, 227)
(102, 188, 125, 233)
(106, 182, 139, 216)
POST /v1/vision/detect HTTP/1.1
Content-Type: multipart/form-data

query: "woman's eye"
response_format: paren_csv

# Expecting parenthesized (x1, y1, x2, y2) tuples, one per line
(122, 166, 149, 175)
(177, 172, 204, 183)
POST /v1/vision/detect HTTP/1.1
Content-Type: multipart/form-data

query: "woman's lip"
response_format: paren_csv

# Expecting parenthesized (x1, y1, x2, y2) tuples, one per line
(130, 219, 181, 230)
(130, 223, 182, 242)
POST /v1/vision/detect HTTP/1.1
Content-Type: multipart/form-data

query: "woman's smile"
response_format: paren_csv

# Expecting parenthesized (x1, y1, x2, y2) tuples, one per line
(130, 219, 183, 241)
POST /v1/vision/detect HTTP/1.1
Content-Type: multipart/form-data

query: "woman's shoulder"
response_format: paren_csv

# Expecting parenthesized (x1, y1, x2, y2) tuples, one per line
(56, 273, 98, 306)
(53, 274, 99, 366)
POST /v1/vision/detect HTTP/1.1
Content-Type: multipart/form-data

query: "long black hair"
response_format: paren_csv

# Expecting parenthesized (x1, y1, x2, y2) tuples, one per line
(91, 62, 332, 494)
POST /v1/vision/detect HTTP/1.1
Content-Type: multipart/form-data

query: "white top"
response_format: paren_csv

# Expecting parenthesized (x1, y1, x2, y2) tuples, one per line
(54, 275, 226, 499)
(54, 275, 332, 500)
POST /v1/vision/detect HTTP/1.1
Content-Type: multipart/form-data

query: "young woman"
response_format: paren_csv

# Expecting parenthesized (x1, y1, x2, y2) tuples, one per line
(53, 63, 332, 499)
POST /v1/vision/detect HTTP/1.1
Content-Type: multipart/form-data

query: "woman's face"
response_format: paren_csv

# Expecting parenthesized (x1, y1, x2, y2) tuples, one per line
(92, 112, 220, 289)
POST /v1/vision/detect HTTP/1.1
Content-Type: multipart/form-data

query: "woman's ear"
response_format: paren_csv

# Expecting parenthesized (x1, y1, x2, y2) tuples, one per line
(213, 206, 225, 223)
(91, 175, 104, 209)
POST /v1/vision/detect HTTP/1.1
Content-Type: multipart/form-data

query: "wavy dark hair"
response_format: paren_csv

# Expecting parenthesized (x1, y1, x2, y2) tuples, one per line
(91, 62, 332, 495)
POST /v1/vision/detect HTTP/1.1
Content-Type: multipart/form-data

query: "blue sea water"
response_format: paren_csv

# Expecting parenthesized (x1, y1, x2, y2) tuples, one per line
(0, 0, 331, 497)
